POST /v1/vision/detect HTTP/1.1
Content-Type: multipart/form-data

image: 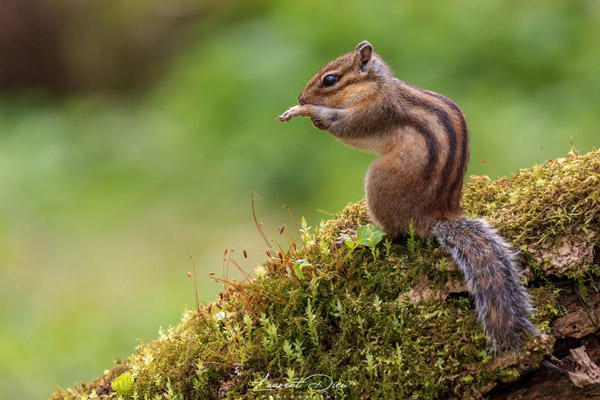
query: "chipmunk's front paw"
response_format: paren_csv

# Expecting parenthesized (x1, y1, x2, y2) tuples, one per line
(278, 105, 302, 122)
(310, 117, 327, 130)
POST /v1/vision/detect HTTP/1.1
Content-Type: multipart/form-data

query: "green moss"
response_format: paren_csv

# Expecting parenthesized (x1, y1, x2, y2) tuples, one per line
(51, 148, 600, 399)
(463, 147, 600, 274)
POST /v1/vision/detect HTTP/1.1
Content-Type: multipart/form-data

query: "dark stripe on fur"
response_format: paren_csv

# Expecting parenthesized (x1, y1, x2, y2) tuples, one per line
(424, 90, 470, 208)
(430, 105, 457, 197)
(403, 117, 438, 182)
(401, 87, 458, 195)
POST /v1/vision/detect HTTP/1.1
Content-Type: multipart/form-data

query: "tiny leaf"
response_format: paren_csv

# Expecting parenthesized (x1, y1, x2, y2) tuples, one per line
(357, 224, 386, 247)
(111, 372, 134, 396)
(341, 233, 356, 249)
(292, 259, 312, 279)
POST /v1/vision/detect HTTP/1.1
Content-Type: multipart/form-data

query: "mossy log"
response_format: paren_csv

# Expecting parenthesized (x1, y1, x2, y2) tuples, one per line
(52, 148, 600, 400)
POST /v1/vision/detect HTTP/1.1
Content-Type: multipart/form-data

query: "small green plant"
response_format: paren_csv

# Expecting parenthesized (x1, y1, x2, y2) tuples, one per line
(111, 372, 134, 397)
(164, 378, 183, 400)
(356, 315, 365, 330)
(365, 353, 376, 376)
(330, 297, 343, 318)
(192, 359, 205, 392)
(282, 339, 294, 361)
(286, 368, 297, 390)
(373, 294, 382, 313)
(309, 275, 319, 299)
(262, 322, 279, 356)
(340, 224, 387, 260)
(300, 217, 313, 244)
(407, 219, 418, 254)
(243, 313, 253, 339)
(293, 339, 305, 364)
(306, 299, 319, 346)
(384, 238, 393, 258)
(292, 259, 312, 280)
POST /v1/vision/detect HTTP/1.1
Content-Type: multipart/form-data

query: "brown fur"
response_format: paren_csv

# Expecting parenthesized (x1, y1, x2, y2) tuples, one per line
(278, 41, 537, 351)
(279, 41, 468, 237)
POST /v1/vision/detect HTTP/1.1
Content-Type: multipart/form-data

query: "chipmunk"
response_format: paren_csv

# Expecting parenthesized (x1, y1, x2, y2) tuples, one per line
(278, 40, 538, 352)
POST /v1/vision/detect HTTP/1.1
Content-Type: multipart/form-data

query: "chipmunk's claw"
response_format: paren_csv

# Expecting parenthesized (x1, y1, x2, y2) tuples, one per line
(278, 105, 301, 122)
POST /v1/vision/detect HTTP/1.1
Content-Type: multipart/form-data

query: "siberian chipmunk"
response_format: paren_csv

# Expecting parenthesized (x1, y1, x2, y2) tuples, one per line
(278, 40, 538, 351)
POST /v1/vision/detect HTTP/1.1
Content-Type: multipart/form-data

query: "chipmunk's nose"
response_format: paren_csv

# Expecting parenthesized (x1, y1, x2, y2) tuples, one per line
(298, 96, 306, 105)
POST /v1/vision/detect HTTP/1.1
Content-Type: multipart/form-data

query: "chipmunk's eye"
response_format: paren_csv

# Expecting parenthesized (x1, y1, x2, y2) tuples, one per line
(322, 74, 339, 87)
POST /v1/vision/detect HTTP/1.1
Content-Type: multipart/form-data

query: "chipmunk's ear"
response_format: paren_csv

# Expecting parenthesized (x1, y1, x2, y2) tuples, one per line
(354, 40, 373, 72)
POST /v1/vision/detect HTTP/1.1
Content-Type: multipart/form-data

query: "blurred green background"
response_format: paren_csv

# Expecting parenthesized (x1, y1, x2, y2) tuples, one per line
(0, 0, 598, 398)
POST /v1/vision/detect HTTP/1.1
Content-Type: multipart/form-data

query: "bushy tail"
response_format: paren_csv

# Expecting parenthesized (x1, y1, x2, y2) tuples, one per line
(432, 218, 538, 352)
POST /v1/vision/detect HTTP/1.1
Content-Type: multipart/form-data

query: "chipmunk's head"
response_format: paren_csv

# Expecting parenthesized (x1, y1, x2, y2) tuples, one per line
(298, 41, 393, 109)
